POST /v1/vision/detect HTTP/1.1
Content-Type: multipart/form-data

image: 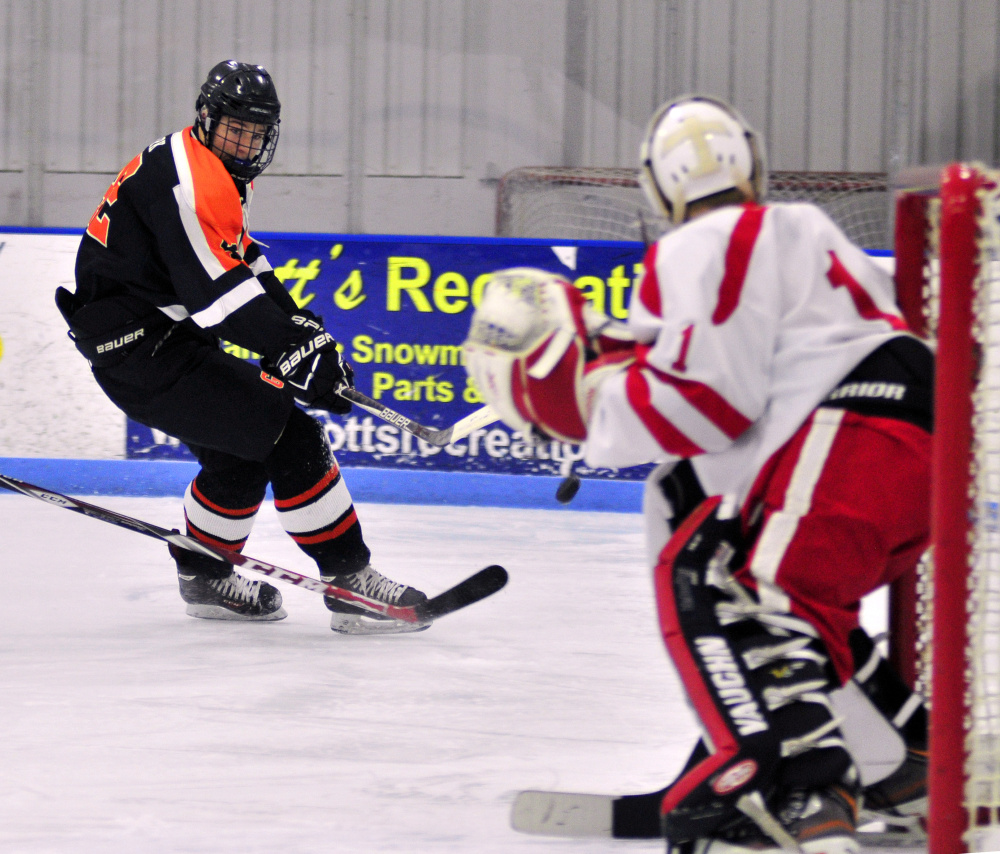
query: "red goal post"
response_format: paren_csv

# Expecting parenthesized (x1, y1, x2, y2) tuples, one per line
(894, 162, 1000, 854)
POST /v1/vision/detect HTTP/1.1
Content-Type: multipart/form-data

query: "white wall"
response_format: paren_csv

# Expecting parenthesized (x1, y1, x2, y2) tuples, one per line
(0, 233, 124, 459)
(0, 1, 996, 235)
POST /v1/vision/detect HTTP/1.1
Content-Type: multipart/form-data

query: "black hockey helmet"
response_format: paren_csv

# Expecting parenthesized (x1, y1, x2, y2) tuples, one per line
(195, 60, 281, 182)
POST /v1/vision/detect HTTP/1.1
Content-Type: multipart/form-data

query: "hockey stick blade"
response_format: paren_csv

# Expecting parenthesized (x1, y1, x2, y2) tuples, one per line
(0, 473, 507, 624)
(511, 788, 665, 839)
(338, 387, 497, 446)
(415, 564, 508, 621)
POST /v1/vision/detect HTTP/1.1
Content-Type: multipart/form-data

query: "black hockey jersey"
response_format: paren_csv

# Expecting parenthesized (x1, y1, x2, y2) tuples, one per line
(72, 127, 302, 360)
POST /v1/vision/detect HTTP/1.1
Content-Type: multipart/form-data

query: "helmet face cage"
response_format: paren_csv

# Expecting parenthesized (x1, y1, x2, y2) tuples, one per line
(639, 94, 766, 225)
(196, 61, 281, 182)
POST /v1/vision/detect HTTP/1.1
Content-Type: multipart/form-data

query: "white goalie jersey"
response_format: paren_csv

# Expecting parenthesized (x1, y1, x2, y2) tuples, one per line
(584, 201, 912, 501)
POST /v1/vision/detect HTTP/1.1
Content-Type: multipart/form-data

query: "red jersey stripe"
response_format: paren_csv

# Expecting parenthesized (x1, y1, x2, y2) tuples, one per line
(625, 366, 705, 456)
(826, 251, 908, 331)
(638, 243, 662, 317)
(641, 357, 753, 441)
(713, 204, 766, 325)
(274, 464, 342, 510)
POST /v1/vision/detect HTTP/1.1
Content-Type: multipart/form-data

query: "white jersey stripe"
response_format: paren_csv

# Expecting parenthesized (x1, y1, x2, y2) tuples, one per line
(249, 255, 272, 276)
(190, 279, 265, 329)
(748, 407, 844, 612)
(172, 183, 228, 280)
(158, 304, 189, 321)
(275, 480, 355, 535)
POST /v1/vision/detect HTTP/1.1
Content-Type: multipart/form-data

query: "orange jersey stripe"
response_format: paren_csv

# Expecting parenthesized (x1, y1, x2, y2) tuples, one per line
(179, 128, 246, 273)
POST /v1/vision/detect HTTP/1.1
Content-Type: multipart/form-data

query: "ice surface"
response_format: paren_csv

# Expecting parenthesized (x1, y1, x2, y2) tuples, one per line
(1, 496, 691, 853)
(0, 494, 898, 853)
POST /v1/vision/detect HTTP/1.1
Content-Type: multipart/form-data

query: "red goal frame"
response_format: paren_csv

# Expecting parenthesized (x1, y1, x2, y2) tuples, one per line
(893, 162, 1000, 854)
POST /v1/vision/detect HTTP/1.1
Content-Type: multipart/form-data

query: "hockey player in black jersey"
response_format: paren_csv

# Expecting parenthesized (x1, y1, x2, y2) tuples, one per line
(56, 60, 428, 634)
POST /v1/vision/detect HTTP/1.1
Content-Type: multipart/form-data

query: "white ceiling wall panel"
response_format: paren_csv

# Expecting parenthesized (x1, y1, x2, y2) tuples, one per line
(2, 0, 1000, 229)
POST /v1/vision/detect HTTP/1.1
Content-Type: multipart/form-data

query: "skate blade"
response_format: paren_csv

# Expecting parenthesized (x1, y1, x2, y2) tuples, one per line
(857, 810, 927, 848)
(185, 603, 288, 621)
(690, 838, 859, 854)
(329, 612, 431, 635)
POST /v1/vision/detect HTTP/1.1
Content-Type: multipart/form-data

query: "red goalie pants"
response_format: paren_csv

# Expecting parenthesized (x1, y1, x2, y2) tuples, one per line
(735, 406, 931, 684)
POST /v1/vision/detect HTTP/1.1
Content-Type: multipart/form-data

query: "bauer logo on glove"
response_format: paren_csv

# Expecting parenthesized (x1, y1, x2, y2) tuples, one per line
(463, 268, 635, 444)
(276, 331, 336, 378)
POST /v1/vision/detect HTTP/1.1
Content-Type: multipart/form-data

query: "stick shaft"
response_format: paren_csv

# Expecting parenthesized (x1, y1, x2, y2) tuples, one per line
(338, 387, 496, 445)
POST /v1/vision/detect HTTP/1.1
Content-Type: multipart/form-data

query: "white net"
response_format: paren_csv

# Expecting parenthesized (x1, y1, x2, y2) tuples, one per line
(495, 166, 891, 249)
(967, 173, 1000, 835)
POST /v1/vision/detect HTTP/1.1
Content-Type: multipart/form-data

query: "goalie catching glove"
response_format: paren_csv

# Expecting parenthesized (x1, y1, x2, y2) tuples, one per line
(462, 268, 635, 443)
(264, 313, 354, 415)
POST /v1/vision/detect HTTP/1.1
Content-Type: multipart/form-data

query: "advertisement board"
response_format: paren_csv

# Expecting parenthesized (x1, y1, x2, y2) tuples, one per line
(127, 234, 655, 482)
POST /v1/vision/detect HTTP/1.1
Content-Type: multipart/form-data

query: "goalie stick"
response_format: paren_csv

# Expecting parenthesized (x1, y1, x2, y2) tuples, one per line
(511, 788, 666, 839)
(511, 788, 927, 847)
(337, 388, 497, 447)
(0, 473, 508, 624)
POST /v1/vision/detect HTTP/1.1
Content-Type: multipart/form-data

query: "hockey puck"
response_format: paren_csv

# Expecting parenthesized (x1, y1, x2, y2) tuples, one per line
(556, 475, 581, 504)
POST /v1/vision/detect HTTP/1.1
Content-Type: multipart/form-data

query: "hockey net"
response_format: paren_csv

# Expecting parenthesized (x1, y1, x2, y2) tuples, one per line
(495, 166, 891, 249)
(894, 163, 1000, 854)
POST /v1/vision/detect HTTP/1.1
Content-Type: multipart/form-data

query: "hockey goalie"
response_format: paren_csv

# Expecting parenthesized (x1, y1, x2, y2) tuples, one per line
(463, 95, 932, 853)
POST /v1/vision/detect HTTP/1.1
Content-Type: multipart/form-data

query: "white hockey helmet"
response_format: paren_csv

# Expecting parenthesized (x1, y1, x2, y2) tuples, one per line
(639, 94, 766, 225)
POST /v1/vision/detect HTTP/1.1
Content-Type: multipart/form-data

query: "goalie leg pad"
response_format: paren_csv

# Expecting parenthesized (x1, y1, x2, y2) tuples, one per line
(655, 497, 854, 844)
(655, 497, 780, 842)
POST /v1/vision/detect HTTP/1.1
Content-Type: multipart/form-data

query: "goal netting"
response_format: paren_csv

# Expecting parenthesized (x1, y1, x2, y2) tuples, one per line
(495, 166, 891, 250)
(895, 162, 1000, 854)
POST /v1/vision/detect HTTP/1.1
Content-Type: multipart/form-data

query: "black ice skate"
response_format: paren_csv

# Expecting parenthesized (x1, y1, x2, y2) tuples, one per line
(178, 570, 287, 621)
(859, 746, 928, 843)
(321, 564, 429, 634)
(671, 783, 859, 854)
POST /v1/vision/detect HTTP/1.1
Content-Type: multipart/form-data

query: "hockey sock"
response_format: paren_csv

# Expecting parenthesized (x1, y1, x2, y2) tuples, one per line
(266, 407, 371, 574)
(173, 456, 269, 579)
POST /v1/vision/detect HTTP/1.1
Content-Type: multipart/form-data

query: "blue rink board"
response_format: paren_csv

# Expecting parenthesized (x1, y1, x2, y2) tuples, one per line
(0, 457, 644, 514)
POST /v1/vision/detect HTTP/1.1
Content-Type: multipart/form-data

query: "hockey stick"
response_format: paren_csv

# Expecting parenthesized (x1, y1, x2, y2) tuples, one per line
(511, 787, 929, 846)
(511, 788, 666, 838)
(338, 388, 497, 446)
(0, 473, 508, 624)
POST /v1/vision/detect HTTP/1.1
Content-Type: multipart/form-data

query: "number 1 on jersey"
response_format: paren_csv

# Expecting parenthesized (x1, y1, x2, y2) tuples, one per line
(86, 152, 143, 246)
(672, 323, 695, 372)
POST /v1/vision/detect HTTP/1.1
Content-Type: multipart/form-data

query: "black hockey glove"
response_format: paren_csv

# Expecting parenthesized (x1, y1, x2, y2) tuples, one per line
(267, 314, 354, 415)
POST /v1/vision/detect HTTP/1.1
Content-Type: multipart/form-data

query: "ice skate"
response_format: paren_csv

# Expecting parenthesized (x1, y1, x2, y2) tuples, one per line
(178, 569, 287, 621)
(321, 564, 429, 634)
(672, 784, 859, 854)
(858, 747, 928, 844)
